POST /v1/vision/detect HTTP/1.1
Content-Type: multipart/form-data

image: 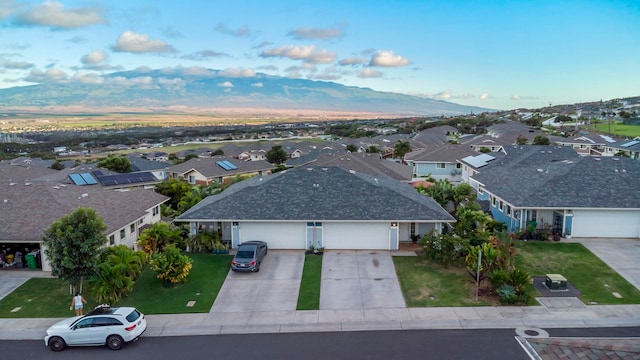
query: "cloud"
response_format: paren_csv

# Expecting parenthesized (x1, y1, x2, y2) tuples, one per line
(158, 77, 186, 91)
(288, 26, 344, 40)
(111, 31, 177, 54)
(511, 94, 539, 100)
(161, 25, 182, 39)
(72, 72, 104, 84)
(105, 76, 155, 89)
(24, 67, 68, 83)
(181, 49, 228, 61)
(358, 68, 383, 78)
(260, 45, 336, 64)
(338, 57, 367, 66)
(218, 81, 233, 88)
(0, 0, 21, 20)
(252, 41, 272, 49)
(13, 1, 106, 30)
(2, 59, 34, 69)
(257, 64, 278, 72)
(218, 68, 255, 77)
(369, 50, 409, 67)
(215, 23, 251, 37)
(480, 93, 490, 100)
(66, 35, 86, 44)
(81, 49, 107, 65)
(180, 66, 213, 77)
(251, 82, 263, 87)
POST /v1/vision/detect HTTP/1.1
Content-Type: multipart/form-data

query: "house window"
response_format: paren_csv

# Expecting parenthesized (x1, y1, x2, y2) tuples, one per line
(436, 163, 446, 169)
(514, 210, 520, 219)
(478, 188, 484, 195)
(120, 229, 125, 240)
(498, 201, 503, 211)
(109, 235, 115, 246)
(130, 223, 135, 233)
(507, 205, 512, 216)
(456, 163, 461, 169)
(152, 206, 159, 216)
(138, 219, 144, 225)
(531, 210, 538, 221)
(491, 197, 496, 206)
(188, 175, 195, 184)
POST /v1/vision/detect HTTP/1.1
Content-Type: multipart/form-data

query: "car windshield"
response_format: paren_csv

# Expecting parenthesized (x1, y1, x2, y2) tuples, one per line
(125, 309, 141, 323)
(236, 250, 254, 258)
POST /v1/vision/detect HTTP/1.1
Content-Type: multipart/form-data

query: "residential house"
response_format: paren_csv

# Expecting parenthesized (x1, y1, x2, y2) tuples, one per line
(404, 144, 478, 182)
(167, 156, 274, 185)
(175, 166, 455, 250)
(470, 146, 640, 238)
(0, 160, 169, 271)
(312, 151, 413, 182)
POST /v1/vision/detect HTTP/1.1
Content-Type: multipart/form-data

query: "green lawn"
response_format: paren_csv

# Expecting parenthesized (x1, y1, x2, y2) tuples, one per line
(393, 256, 495, 307)
(297, 254, 322, 310)
(588, 123, 640, 137)
(515, 241, 640, 305)
(0, 253, 232, 318)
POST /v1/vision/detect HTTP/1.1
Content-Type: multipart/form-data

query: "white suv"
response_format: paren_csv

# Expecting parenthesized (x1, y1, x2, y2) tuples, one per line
(44, 305, 147, 351)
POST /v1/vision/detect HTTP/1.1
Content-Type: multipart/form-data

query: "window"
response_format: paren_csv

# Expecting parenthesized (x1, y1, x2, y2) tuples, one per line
(507, 205, 511, 216)
(456, 163, 461, 169)
(478, 188, 484, 195)
(120, 229, 125, 240)
(188, 175, 195, 184)
(109, 235, 115, 246)
(491, 197, 496, 206)
(436, 163, 446, 169)
(531, 210, 538, 221)
(152, 206, 159, 216)
(93, 317, 123, 327)
(130, 224, 135, 233)
(75, 318, 94, 329)
(498, 201, 503, 211)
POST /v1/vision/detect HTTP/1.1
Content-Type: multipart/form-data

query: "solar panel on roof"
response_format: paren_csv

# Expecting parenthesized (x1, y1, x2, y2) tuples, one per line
(80, 173, 97, 185)
(621, 140, 640, 148)
(69, 174, 87, 185)
(222, 160, 238, 170)
(216, 161, 231, 171)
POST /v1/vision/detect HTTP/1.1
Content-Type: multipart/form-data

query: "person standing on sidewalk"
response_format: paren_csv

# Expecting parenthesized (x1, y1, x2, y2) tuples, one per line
(71, 293, 87, 316)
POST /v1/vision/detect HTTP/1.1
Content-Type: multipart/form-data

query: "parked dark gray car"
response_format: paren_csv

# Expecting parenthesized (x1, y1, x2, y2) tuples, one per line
(231, 241, 268, 272)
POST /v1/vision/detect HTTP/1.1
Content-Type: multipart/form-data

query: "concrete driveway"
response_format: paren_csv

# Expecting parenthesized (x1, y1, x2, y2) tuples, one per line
(320, 250, 406, 310)
(576, 238, 640, 291)
(210, 250, 304, 313)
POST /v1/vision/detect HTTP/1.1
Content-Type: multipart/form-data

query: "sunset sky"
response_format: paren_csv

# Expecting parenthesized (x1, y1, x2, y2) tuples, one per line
(1, 0, 638, 110)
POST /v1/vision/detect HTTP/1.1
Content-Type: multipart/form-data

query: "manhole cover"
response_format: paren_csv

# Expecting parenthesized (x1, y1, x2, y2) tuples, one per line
(524, 330, 539, 336)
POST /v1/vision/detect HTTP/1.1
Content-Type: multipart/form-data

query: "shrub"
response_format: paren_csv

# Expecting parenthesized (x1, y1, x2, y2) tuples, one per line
(498, 284, 517, 304)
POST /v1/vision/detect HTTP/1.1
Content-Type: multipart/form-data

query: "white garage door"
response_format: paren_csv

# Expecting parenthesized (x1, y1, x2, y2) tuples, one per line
(572, 210, 640, 238)
(240, 222, 306, 249)
(323, 222, 390, 250)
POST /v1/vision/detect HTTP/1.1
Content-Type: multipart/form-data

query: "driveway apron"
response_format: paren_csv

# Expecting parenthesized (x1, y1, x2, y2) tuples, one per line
(576, 238, 640, 291)
(210, 250, 304, 313)
(320, 250, 406, 310)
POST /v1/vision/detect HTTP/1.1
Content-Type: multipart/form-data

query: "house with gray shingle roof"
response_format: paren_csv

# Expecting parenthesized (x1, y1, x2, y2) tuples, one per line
(0, 161, 169, 271)
(471, 145, 640, 238)
(167, 156, 274, 185)
(175, 166, 454, 250)
(404, 144, 478, 182)
(312, 151, 413, 182)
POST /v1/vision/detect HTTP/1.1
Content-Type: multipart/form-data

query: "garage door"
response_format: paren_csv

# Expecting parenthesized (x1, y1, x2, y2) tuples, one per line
(239, 222, 306, 249)
(572, 210, 640, 238)
(323, 222, 390, 250)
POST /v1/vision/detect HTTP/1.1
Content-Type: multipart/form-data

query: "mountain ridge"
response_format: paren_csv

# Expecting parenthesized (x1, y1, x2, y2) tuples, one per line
(0, 68, 490, 116)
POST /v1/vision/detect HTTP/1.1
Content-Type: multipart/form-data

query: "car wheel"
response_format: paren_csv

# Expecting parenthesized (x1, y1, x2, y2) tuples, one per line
(106, 335, 124, 350)
(256, 262, 261, 272)
(48, 336, 66, 352)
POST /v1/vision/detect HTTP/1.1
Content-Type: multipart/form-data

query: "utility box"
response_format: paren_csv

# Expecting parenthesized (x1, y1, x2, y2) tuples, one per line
(545, 274, 567, 290)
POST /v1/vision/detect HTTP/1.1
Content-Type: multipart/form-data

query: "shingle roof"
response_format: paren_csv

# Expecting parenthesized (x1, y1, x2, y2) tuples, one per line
(177, 166, 454, 222)
(473, 146, 640, 208)
(0, 170, 169, 242)
(312, 152, 413, 181)
(404, 144, 478, 163)
(168, 156, 273, 177)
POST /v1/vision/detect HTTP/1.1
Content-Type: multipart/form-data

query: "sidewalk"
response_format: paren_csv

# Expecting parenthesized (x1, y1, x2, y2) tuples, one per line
(1, 301, 639, 340)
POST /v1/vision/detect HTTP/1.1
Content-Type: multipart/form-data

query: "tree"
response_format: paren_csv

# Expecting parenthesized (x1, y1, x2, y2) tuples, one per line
(366, 145, 379, 153)
(155, 179, 192, 209)
(211, 149, 224, 156)
(345, 144, 357, 152)
(479, 147, 491, 153)
(265, 145, 288, 164)
(50, 160, 65, 170)
(42, 208, 107, 294)
(137, 221, 184, 254)
(150, 245, 193, 285)
(393, 140, 412, 158)
(98, 155, 132, 173)
(515, 134, 528, 145)
(532, 135, 550, 145)
(89, 245, 147, 303)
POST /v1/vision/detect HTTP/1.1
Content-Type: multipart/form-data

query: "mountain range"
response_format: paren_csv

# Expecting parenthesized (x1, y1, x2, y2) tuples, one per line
(0, 68, 489, 116)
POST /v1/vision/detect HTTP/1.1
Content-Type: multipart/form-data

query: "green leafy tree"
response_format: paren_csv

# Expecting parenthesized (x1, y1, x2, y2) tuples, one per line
(155, 179, 192, 209)
(98, 155, 133, 173)
(50, 160, 65, 170)
(345, 144, 358, 152)
(42, 208, 107, 294)
(184, 153, 199, 162)
(420, 231, 468, 267)
(418, 179, 455, 209)
(515, 134, 528, 145)
(211, 149, 224, 156)
(137, 221, 185, 254)
(532, 135, 550, 145)
(89, 246, 147, 303)
(366, 145, 379, 153)
(453, 183, 475, 210)
(479, 147, 491, 153)
(265, 145, 288, 164)
(393, 140, 412, 158)
(150, 245, 193, 285)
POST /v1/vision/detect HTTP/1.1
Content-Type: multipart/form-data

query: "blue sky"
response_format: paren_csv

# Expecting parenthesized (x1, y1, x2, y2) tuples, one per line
(0, 0, 638, 110)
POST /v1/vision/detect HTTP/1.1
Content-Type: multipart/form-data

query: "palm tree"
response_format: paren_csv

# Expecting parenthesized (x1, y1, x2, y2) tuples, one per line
(393, 140, 412, 158)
